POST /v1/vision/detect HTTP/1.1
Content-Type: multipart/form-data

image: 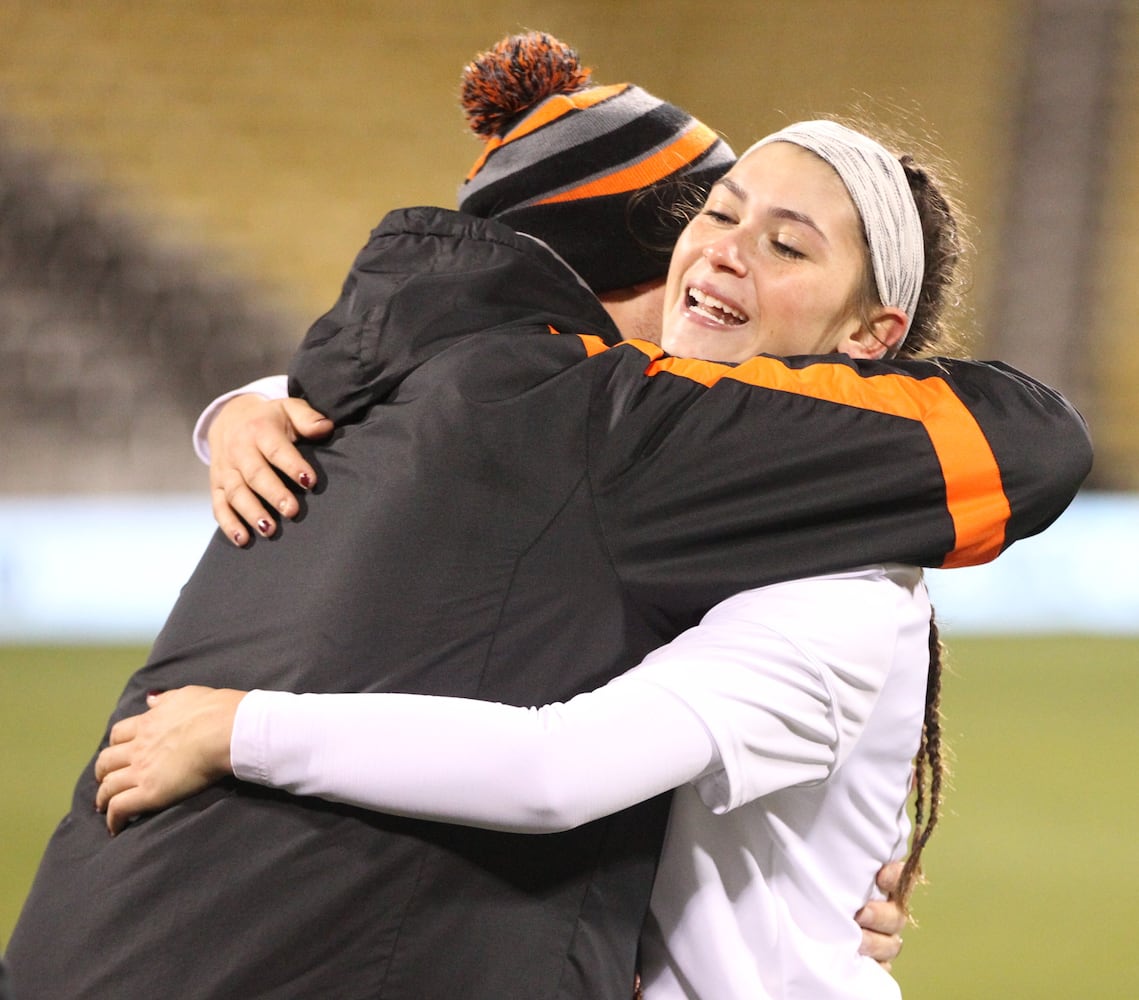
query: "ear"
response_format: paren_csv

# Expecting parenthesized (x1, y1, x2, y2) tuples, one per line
(840, 307, 909, 360)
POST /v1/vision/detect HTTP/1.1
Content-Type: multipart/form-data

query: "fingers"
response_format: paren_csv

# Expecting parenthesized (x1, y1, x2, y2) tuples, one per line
(207, 397, 332, 545)
(210, 470, 280, 547)
(94, 753, 131, 813)
(856, 896, 907, 937)
(94, 746, 146, 834)
(107, 714, 139, 748)
(244, 440, 308, 514)
(251, 398, 333, 502)
(94, 741, 130, 783)
(105, 788, 148, 836)
(875, 859, 905, 898)
(856, 860, 907, 970)
(856, 896, 907, 968)
(93, 687, 226, 834)
(858, 925, 903, 968)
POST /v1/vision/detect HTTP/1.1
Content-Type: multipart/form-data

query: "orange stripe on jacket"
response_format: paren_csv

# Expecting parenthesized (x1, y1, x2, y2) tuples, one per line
(562, 329, 611, 356)
(534, 123, 721, 204)
(619, 340, 1011, 568)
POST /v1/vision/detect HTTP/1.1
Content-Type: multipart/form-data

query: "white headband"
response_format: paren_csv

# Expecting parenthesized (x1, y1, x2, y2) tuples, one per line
(745, 120, 924, 342)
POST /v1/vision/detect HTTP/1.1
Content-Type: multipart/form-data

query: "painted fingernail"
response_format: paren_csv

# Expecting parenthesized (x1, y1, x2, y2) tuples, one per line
(299, 472, 313, 489)
(233, 531, 245, 546)
(147, 689, 164, 697)
(257, 518, 272, 535)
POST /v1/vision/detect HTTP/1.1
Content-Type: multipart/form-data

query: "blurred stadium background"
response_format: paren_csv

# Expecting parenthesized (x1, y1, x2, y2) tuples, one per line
(1, 1, 1136, 996)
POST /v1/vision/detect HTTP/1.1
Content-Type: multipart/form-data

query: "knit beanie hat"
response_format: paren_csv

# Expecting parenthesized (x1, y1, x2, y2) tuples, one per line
(457, 32, 736, 293)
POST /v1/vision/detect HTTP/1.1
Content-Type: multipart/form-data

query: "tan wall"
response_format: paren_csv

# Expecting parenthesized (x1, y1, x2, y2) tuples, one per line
(0, 1, 1019, 316)
(1099, 4, 1139, 487)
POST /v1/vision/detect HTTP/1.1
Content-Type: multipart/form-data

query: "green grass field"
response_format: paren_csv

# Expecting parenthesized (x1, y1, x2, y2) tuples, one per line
(2, 637, 1137, 996)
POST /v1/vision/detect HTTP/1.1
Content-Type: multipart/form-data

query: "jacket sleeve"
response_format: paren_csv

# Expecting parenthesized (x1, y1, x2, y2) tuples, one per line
(591, 345, 1092, 625)
(286, 208, 618, 424)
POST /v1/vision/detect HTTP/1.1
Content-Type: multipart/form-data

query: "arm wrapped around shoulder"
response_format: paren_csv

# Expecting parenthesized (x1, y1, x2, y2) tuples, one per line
(933, 358, 1093, 560)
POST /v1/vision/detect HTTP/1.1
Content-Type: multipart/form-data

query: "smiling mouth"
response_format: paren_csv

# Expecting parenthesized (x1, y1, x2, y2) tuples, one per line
(686, 287, 747, 326)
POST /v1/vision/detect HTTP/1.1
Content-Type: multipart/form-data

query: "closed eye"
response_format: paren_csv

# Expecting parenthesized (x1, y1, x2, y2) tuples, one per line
(702, 209, 737, 225)
(772, 238, 806, 259)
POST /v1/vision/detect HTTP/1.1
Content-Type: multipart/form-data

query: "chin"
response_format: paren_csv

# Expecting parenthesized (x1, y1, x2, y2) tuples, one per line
(664, 326, 752, 364)
(672, 341, 747, 364)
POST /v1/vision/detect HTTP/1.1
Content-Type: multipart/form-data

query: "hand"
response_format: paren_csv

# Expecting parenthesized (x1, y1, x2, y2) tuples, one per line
(208, 395, 333, 546)
(855, 861, 907, 970)
(94, 687, 247, 835)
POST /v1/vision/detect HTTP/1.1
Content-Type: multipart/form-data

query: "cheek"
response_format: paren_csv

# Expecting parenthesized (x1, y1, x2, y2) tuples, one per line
(782, 277, 856, 335)
(663, 247, 693, 301)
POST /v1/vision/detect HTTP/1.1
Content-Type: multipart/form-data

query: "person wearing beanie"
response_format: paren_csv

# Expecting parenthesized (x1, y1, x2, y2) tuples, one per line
(456, 34, 735, 295)
(9, 33, 1090, 1000)
(455, 31, 735, 347)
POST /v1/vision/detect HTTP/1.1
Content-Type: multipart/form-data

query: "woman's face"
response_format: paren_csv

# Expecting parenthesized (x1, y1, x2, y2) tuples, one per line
(661, 142, 874, 363)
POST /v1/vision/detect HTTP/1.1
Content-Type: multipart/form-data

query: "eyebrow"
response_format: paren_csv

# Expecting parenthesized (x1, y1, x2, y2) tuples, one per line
(711, 177, 829, 244)
(770, 206, 828, 243)
(714, 176, 749, 202)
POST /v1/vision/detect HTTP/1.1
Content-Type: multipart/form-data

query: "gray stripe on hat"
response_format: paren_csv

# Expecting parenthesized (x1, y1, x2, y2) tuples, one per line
(460, 86, 667, 209)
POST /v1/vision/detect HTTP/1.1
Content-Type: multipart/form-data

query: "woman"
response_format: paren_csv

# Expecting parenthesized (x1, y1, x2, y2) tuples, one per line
(97, 121, 973, 999)
(17, 35, 1089, 997)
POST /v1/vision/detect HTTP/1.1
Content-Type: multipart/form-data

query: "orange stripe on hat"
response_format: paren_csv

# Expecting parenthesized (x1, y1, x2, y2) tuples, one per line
(465, 84, 630, 181)
(534, 123, 722, 204)
(622, 341, 1010, 568)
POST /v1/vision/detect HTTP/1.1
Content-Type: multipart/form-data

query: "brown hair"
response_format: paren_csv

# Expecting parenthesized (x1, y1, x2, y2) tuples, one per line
(896, 154, 971, 358)
(842, 124, 962, 913)
(849, 134, 974, 360)
(890, 608, 948, 914)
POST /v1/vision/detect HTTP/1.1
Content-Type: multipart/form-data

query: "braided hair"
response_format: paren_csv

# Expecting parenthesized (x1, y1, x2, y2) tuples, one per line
(890, 608, 948, 914)
(848, 139, 964, 913)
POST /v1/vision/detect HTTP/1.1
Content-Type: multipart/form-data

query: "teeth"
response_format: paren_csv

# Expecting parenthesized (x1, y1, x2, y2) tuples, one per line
(688, 287, 747, 325)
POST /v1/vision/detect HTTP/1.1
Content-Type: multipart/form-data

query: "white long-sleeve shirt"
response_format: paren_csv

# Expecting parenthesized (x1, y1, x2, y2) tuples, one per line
(232, 564, 930, 999)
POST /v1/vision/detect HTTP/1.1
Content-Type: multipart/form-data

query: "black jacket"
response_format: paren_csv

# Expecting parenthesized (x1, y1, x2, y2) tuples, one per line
(7, 208, 1092, 1000)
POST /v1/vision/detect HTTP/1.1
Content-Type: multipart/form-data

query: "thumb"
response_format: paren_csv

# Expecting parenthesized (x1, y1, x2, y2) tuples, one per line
(283, 398, 334, 439)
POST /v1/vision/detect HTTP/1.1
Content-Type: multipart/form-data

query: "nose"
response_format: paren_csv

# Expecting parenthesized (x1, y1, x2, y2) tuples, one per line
(702, 236, 747, 275)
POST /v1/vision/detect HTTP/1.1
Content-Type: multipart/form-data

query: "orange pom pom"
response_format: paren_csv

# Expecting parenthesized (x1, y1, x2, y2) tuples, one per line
(461, 31, 592, 138)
